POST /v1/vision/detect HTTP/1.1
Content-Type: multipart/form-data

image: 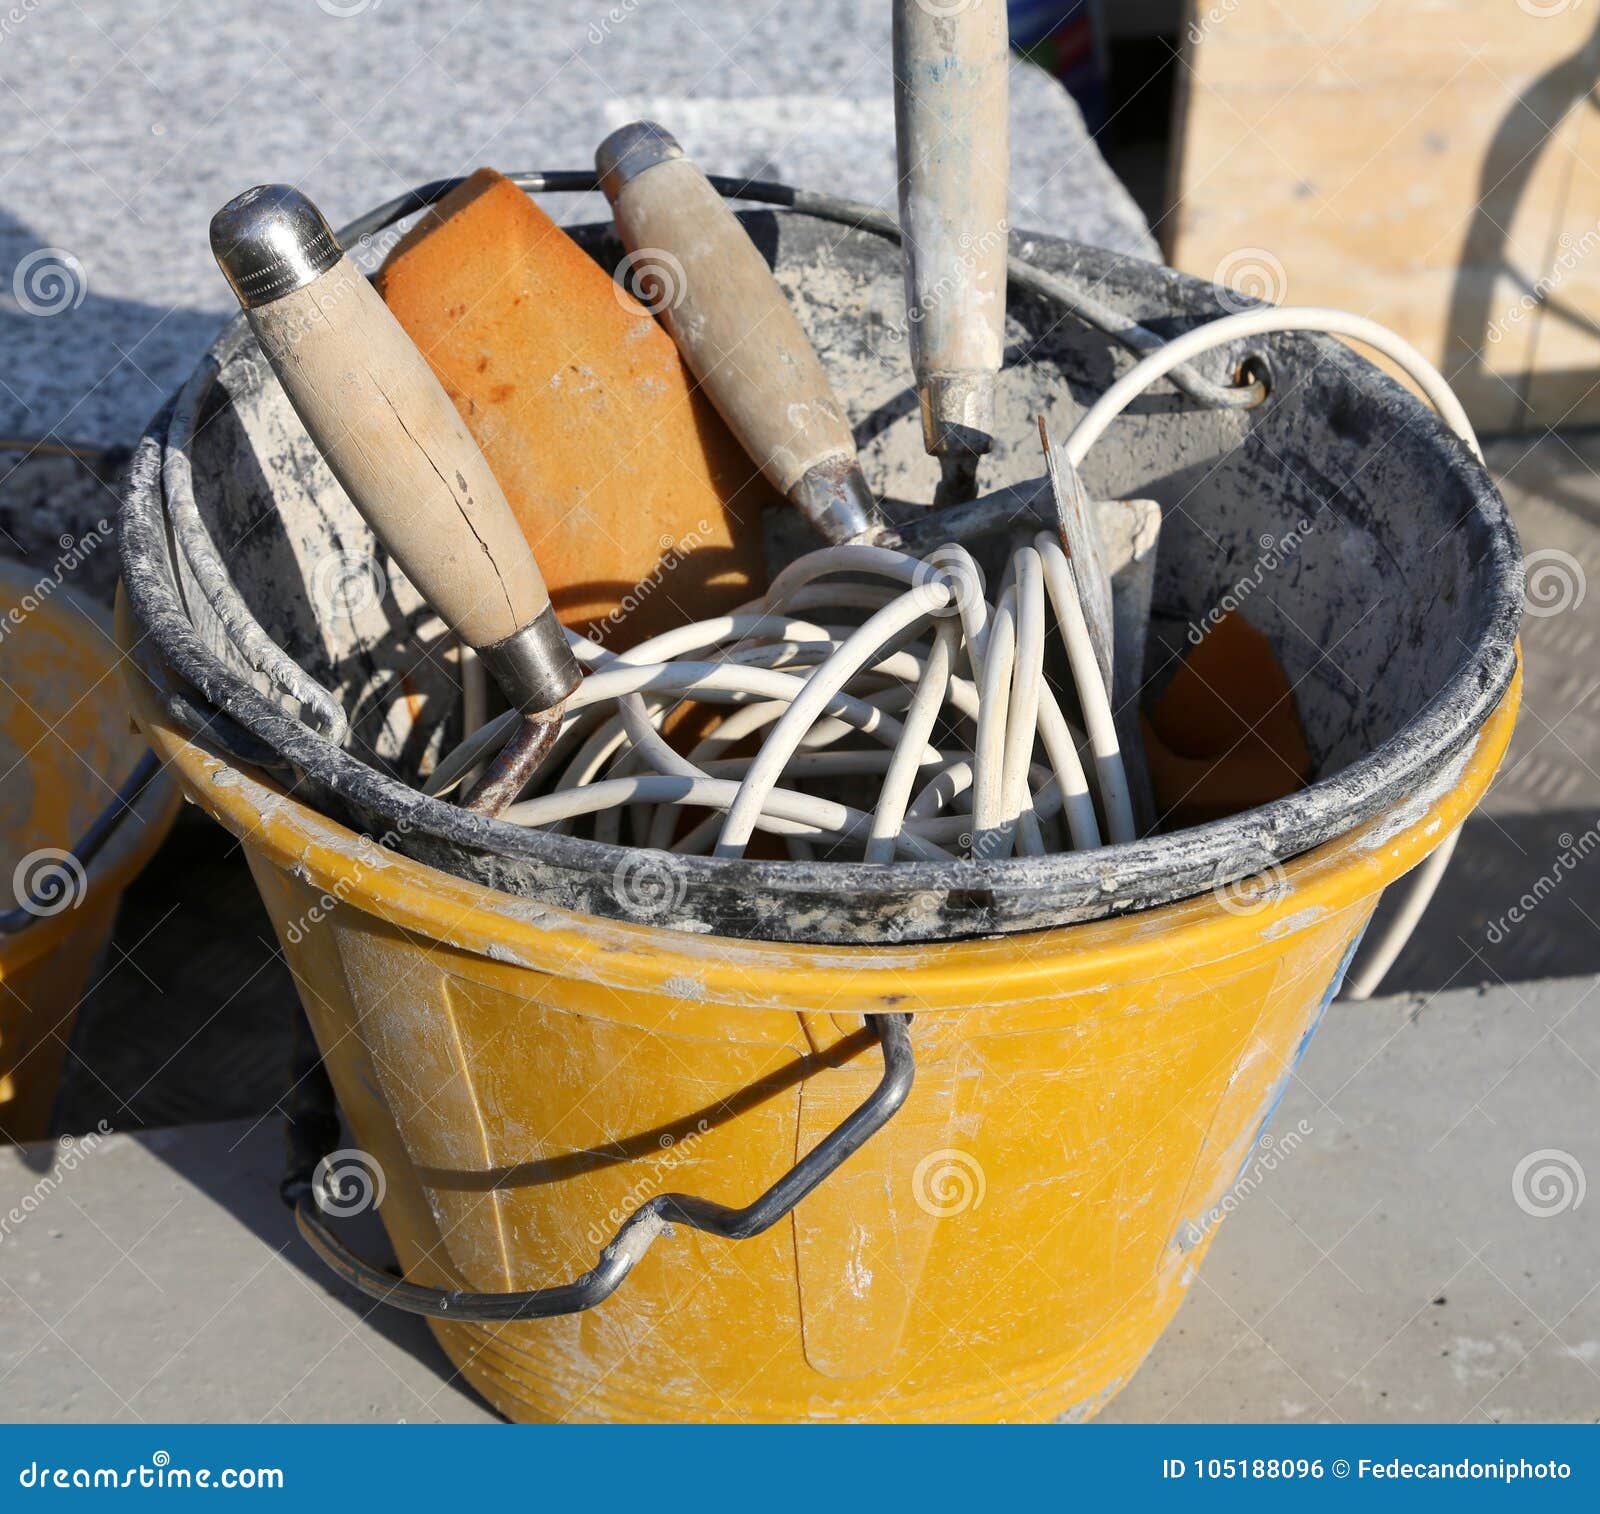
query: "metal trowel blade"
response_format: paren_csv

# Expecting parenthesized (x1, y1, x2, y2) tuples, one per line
(1039, 416, 1115, 699)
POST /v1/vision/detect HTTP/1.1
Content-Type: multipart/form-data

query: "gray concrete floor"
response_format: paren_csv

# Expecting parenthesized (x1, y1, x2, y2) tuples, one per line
(1105, 976, 1600, 1424)
(3, 977, 1594, 1423)
(0, 0, 1152, 451)
(1353, 433, 1600, 996)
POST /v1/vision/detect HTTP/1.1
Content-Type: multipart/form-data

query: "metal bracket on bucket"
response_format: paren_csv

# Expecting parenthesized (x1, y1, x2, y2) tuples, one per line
(290, 1013, 914, 1322)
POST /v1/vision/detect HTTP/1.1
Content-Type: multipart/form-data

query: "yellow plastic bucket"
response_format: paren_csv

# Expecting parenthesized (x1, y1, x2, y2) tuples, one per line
(0, 562, 179, 1141)
(122, 576, 1520, 1422)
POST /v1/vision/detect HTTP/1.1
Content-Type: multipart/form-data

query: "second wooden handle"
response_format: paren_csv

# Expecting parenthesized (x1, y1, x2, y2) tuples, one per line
(602, 144, 857, 497)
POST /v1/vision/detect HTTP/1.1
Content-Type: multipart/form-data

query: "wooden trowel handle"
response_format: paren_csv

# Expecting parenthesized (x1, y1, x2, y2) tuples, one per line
(893, 0, 1010, 461)
(210, 184, 578, 714)
(596, 122, 877, 545)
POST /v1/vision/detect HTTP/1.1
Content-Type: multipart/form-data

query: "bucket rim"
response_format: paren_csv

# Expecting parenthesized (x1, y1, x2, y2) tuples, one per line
(116, 195, 1524, 945)
(120, 591, 1521, 1012)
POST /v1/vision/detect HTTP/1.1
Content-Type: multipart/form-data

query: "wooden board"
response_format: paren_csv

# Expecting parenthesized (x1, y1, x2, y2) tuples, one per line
(1166, 1, 1600, 433)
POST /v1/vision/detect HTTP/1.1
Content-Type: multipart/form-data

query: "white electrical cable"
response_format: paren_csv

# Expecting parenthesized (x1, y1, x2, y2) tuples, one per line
(864, 620, 958, 864)
(422, 302, 1476, 986)
(1029, 681, 1103, 850)
(1035, 534, 1136, 845)
(1340, 827, 1460, 1001)
(1061, 306, 1481, 467)
(501, 775, 952, 860)
(430, 650, 933, 818)
(972, 584, 1017, 858)
(713, 577, 952, 858)
(456, 639, 487, 789)
(1058, 305, 1485, 991)
(1001, 550, 1048, 858)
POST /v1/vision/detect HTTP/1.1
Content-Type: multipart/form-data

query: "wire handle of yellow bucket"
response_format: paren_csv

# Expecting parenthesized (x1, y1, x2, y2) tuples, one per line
(288, 1014, 912, 1322)
(0, 750, 162, 935)
(0, 441, 167, 938)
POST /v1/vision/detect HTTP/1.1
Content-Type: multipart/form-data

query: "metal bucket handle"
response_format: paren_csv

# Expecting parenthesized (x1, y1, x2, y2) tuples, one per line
(283, 1013, 914, 1322)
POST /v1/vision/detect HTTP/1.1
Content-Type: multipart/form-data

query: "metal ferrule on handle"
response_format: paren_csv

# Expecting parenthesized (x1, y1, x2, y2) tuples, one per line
(209, 184, 580, 716)
(596, 122, 878, 546)
(892, 0, 1010, 465)
(787, 456, 880, 547)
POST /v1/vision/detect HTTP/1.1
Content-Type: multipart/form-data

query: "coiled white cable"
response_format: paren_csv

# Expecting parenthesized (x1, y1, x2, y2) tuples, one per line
(865, 620, 958, 864)
(423, 528, 1117, 865)
(420, 303, 1481, 990)
(1058, 306, 1486, 993)
(1036, 534, 1135, 845)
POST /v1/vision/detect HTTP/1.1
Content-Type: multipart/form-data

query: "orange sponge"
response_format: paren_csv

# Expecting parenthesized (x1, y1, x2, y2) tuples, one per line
(376, 168, 773, 649)
(1144, 610, 1312, 827)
